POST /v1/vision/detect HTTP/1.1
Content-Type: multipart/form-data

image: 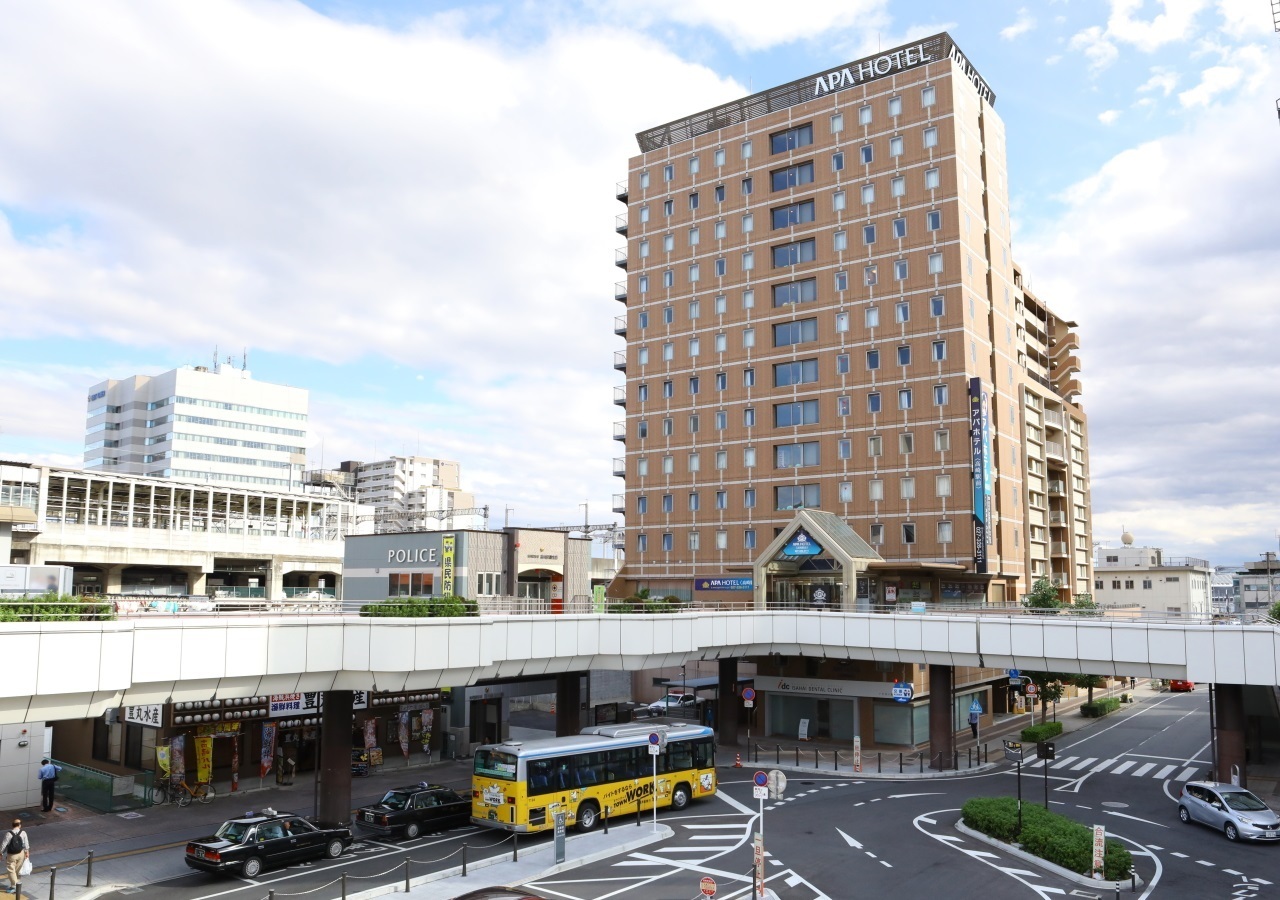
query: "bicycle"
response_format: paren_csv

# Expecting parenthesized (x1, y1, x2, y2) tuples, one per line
(155, 780, 214, 806)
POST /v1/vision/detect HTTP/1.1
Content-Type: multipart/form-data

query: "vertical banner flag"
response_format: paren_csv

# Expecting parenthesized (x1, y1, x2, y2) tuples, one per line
(170, 735, 186, 783)
(441, 533, 455, 595)
(195, 736, 213, 784)
(231, 735, 240, 792)
(398, 711, 411, 759)
(421, 709, 434, 751)
(156, 745, 171, 779)
(363, 719, 378, 750)
(260, 723, 277, 778)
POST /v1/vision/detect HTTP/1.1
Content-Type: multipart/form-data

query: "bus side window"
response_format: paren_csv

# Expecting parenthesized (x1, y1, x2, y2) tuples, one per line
(669, 742, 693, 771)
(692, 738, 713, 769)
(528, 760, 554, 794)
(575, 752, 604, 786)
(607, 747, 639, 781)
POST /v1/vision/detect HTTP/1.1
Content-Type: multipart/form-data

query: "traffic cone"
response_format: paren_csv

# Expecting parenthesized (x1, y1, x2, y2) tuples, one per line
(734, 753, 742, 768)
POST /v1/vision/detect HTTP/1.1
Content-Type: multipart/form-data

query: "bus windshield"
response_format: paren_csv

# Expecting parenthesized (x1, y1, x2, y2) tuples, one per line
(474, 748, 518, 781)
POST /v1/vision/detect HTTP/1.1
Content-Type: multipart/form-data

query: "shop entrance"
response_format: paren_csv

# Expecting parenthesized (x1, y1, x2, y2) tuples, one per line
(772, 576, 844, 610)
(469, 699, 501, 744)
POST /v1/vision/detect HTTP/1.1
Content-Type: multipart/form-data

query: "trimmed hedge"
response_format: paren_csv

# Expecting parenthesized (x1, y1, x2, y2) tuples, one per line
(1020, 721, 1064, 743)
(359, 595, 478, 617)
(606, 594, 686, 614)
(1080, 697, 1122, 718)
(0, 593, 115, 621)
(962, 796, 1133, 880)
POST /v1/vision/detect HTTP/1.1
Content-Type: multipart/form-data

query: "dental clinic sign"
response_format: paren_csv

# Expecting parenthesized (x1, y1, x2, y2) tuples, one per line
(812, 34, 995, 105)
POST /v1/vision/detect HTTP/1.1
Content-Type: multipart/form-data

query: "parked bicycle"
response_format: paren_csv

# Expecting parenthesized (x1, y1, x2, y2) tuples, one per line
(151, 779, 214, 806)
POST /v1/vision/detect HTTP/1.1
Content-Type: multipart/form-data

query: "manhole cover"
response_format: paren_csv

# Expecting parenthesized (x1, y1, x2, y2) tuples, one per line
(1101, 801, 1128, 809)
(117, 811, 144, 819)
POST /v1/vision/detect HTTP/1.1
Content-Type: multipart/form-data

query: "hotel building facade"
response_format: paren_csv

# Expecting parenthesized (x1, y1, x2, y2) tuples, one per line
(611, 33, 1092, 608)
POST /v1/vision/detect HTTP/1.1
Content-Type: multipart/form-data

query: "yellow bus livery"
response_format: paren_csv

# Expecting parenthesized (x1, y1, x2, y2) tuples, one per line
(471, 723, 717, 833)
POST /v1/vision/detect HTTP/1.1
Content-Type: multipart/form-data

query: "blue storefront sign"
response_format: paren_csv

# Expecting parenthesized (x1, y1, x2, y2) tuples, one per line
(696, 577, 754, 591)
(783, 529, 823, 557)
(892, 681, 914, 703)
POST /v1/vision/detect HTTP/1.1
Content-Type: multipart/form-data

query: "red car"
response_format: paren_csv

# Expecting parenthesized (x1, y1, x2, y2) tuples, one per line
(1170, 680, 1195, 692)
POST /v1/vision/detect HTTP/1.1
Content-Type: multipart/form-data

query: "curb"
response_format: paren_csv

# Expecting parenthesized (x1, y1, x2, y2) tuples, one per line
(734, 762, 1000, 780)
(955, 819, 1142, 892)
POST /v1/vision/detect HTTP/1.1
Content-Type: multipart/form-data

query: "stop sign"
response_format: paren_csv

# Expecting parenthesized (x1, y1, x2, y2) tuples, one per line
(700, 875, 717, 896)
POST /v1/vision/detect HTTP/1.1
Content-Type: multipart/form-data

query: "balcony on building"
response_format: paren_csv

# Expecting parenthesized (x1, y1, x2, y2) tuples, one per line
(612, 493, 625, 514)
(615, 214, 628, 236)
(612, 457, 625, 477)
(1061, 377, 1083, 400)
(1043, 410, 1065, 431)
(614, 315, 627, 337)
(613, 420, 627, 442)
(1048, 510, 1067, 527)
(616, 180, 629, 203)
(613, 385, 627, 407)
(613, 350, 627, 371)
(615, 248, 628, 269)
(1047, 479, 1065, 496)
(615, 281, 628, 304)
(1050, 541, 1069, 557)
(1052, 354, 1082, 382)
(1046, 440, 1066, 461)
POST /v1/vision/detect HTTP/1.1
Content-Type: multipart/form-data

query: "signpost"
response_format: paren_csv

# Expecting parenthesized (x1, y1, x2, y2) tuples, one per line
(1091, 824, 1106, 878)
(743, 687, 756, 747)
(1004, 740, 1025, 835)
(891, 680, 914, 703)
(853, 735, 862, 774)
(554, 810, 566, 864)
(754, 832, 765, 897)
(648, 732, 665, 832)
(700, 875, 717, 896)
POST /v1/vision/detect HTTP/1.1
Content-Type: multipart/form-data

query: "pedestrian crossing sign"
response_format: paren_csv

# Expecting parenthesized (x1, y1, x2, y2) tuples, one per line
(969, 699, 982, 714)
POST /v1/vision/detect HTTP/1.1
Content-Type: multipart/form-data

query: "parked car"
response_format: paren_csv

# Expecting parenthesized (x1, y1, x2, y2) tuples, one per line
(185, 809, 353, 877)
(1178, 781, 1280, 841)
(357, 783, 470, 838)
(1169, 680, 1196, 692)
(646, 693, 700, 717)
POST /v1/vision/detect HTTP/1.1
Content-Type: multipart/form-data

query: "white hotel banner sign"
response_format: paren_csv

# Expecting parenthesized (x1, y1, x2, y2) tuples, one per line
(753, 675, 898, 700)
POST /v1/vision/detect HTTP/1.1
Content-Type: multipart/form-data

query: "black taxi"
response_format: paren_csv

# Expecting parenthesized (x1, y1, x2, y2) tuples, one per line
(356, 782, 470, 838)
(185, 809, 353, 877)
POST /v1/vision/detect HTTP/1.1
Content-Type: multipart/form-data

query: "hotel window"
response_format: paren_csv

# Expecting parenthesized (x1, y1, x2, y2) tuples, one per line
(689, 192, 700, 210)
(936, 475, 952, 497)
(663, 233, 675, 252)
(744, 488, 756, 508)
(663, 164, 674, 182)
(775, 441, 819, 468)
(833, 190, 847, 212)
(838, 439, 852, 460)
(743, 328, 756, 348)
(922, 86, 936, 107)
(636, 495, 648, 514)
(837, 395, 851, 416)
(640, 171, 650, 189)
(894, 259, 908, 280)
(773, 318, 817, 347)
(662, 342, 674, 361)
(892, 217, 906, 239)
(662, 417, 673, 436)
(776, 484, 819, 510)
(661, 493, 674, 513)
(830, 112, 844, 133)
(839, 482, 853, 502)
(898, 388, 913, 410)
(744, 447, 757, 467)
(689, 226, 700, 246)
(639, 275, 649, 293)
(867, 392, 881, 413)
(689, 337, 700, 356)
(715, 372, 727, 391)
(771, 161, 815, 190)
(902, 523, 916, 544)
(662, 533, 673, 552)
(858, 105, 872, 125)
(891, 176, 905, 198)
(937, 521, 953, 543)
(663, 270, 674, 287)
(744, 529, 757, 549)
(888, 96, 902, 117)
(923, 127, 938, 149)
(832, 151, 845, 172)
(861, 183, 875, 204)
(865, 306, 880, 327)
(637, 456, 649, 476)
(835, 312, 849, 332)
(863, 224, 876, 245)
(925, 168, 940, 189)
(742, 251, 755, 270)
(715, 220, 727, 239)
(869, 524, 884, 545)
(868, 479, 884, 500)
(900, 477, 915, 499)
(743, 368, 755, 387)
(742, 139, 753, 159)
(774, 359, 819, 387)
(638, 239, 650, 259)
(689, 375, 701, 393)
(742, 177, 753, 195)
(637, 383, 649, 401)
(868, 436, 883, 457)
(714, 184, 725, 203)
(836, 353, 850, 374)
(834, 230, 848, 251)
(742, 212, 754, 233)
(715, 490, 727, 509)
(688, 492, 700, 512)
(933, 384, 949, 406)
(771, 123, 814, 153)
(638, 311, 649, 329)
(895, 301, 910, 323)
(835, 271, 849, 292)
(637, 533, 648, 552)
(690, 156, 700, 175)
(715, 295, 727, 315)
(932, 340, 946, 361)
(662, 379, 673, 398)
(934, 429, 950, 453)
(715, 410, 726, 430)
(899, 432, 914, 454)
(638, 347, 650, 364)
(688, 452, 700, 472)
(637, 420, 649, 439)
(715, 258, 726, 277)
(715, 333, 727, 353)
(864, 264, 878, 286)
(774, 399, 819, 426)
(715, 450, 728, 470)
(927, 210, 942, 231)
(714, 148, 725, 167)
(930, 295, 945, 317)
(928, 253, 943, 274)
(639, 204, 650, 223)
(773, 278, 817, 307)
(860, 144, 873, 164)
(889, 136, 903, 157)
(772, 238, 817, 267)
(663, 199, 673, 216)
(772, 199, 816, 229)
(743, 289, 755, 308)
(716, 530, 728, 550)
(866, 349, 880, 370)
(744, 407, 756, 426)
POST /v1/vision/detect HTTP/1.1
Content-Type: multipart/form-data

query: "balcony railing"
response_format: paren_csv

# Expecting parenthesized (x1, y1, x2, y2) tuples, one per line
(612, 493, 625, 514)
(613, 385, 627, 407)
(613, 421, 627, 441)
(1048, 480, 1065, 495)
(1049, 511, 1067, 526)
(615, 281, 628, 303)
(1044, 410, 1065, 431)
(616, 180, 629, 203)
(614, 248, 628, 269)
(613, 350, 627, 371)
(613, 457, 625, 477)
(615, 214, 628, 235)
(1050, 541, 1069, 557)
(614, 315, 627, 336)
(1046, 441, 1065, 460)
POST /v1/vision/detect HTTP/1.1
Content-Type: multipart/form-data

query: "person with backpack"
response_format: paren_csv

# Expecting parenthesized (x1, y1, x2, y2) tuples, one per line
(2, 820, 29, 894)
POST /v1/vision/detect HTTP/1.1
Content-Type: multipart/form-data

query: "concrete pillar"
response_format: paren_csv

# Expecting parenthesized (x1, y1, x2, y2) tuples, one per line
(928, 664, 955, 770)
(317, 690, 354, 827)
(717, 658, 740, 747)
(1213, 683, 1247, 787)
(555, 672, 582, 736)
(268, 563, 284, 603)
(104, 565, 125, 595)
(188, 569, 207, 597)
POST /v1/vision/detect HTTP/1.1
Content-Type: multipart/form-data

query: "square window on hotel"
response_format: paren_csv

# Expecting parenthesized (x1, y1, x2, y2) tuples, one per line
(743, 327, 755, 348)
(936, 475, 952, 497)
(860, 144, 873, 164)
(662, 417, 673, 436)
(690, 156, 700, 175)
(925, 168, 940, 189)
(837, 395, 851, 416)
(715, 220, 727, 239)
(715, 530, 728, 550)
(864, 264, 878, 286)
(836, 353, 850, 374)
(866, 349, 880, 370)
(715, 333, 727, 352)
(858, 105, 872, 125)
(835, 271, 848, 291)
(744, 529, 757, 549)
(869, 524, 884, 545)
(868, 436, 883, 458)
(715, 490, 727, 509)
(742, 139, 753, 159)
(933, 384, 949, 405)
(888, 96, 902, 117)
(744, 489, 757, 510)
(663, 199, 673, 216)
(899, 432, 914, 454)
(928, 253, 943, 274)
(891, 176, 905, 198)
(892, 217, 906, 239)
(688, 452, 700, 472)
(898, 388, 913, 410)
(715, 295, 727, 314)
(662, 380, 673, 398)
(663, 164, 674, 182)
(861, 183, 875, 204)
(637, 420, 649, 439)
(638, 346, 649, 364)
(689, 192, 700, 210)
(902, 523, 916, 544)
(897, 345, 911, 365)
(742, 177, 753, 194)
(923, 127, 938, 149)
(639, 204, 649, 222)
(867, 391, 881, 413)
(661, 533, 673, 551)
(831, 113, 844, 133)
(894, 259, 908, 280)
(932, 340, 946, 361)
(890, 136, 903, 157)
(927, 210, 942, 231)
(715, 372, 727, 391)
(895, 301, 909, 323)
(689, 374, 701, 393)
(637, 495, 648, 514)
(715, 258, 726, 277)
(661, 493, 674, 512)
(900, 477, 915, 499)
(637, 456, 649, 475)
(689, 337, 700, 356)
(744, 368, 755, 387)
(715, 450, 727, 470)
(833, 190, 846, 212)
(922, 86, 936, 107)
(689, 299, 700, 318)
(832, 152, 845, 172)
(744, 447, 756, 466)
(834, 230, 848, 251)
(639, 239, 650, 258)
(838, 439, 852, 460)
(663, 305, 674, 324)
(662, 342, 674, 361)
(714, 184, 725, 203)
(715, 410, 726, 430)
(689, 226, 700, 246)
(771, 123, 814, 153)
(934, 428, 950, 451)
(742, 251, 754, 270)
(686, 531, 699, 551)
(865, 306, 880, 327)
(640, 171, 650, 189)
(714, 148, 726, 167)
(637, 383, 649, 401)
(835, 312, 849, 332)
(937, 521, 953, 543)
(742, 213, 754, 233)
(864, 224, 876, 245)
(839, 482, 853, 502)
(868, 478, 884, 500)
(663, 233, 675, 252)
(637, 533, 648, 551)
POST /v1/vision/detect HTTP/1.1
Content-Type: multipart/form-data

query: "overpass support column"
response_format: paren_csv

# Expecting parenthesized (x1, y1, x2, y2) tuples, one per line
(317, 690, 354, 827)
(555, 672, 582, 736)
(1213, 684, 1247, 787)
(928, 664, 955, 771)
(717, 658, 740, 748)
(104, 565, 124, 595)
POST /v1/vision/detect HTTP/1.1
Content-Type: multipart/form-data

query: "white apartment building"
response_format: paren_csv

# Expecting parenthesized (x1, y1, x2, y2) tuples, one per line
(354, 456, 485, 532)
(1093, 532, 1212, 618)
(85, 363, 309, 491)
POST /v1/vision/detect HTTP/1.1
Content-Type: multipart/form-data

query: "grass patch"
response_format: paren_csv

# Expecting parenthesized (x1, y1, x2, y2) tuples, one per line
(962, 797, 1132, 880)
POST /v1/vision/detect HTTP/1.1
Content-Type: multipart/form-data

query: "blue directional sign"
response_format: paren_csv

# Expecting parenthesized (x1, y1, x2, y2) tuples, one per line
(1008, 669, 1020, 678)
(892, 681, 914, 703)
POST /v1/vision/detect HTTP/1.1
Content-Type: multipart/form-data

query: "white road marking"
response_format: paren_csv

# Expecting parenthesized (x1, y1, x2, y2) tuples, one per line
(1070, 757, 1097, 771)
(1090, 759, 1115, 772)
(1177, 768, 1198, 781)
(1196, 860, 1215, 867)
(836, 828, 863, 849)
(1051, 757, 1079, 770)
(1110, 760, 1136, 775)
(1105, 810, 1168, 828)
(1153, 765, 1176, 779)
(1131, 763, 1156, 777)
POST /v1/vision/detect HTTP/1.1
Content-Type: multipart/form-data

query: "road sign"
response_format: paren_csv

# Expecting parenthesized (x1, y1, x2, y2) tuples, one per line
(554, 811, 566, 864)
(1025, 684, 1038, 696)
(1008, 669, 1020, 678)
(744, 699, 754, 708)
(753, 785, 768, 799)
(648, 731, 666, 747)
(1003, 738, 1024, 763)
(753, 770, 769, 787)
(701, 875, 717, 896)
(754, 833, 765, 896)
(969, 699, 983, 714)
(853, 735, 862, 774)
(1091, 825, 1106, 876)
(891, 681, 914, 703)
(768, 769, 787, 797)
(742, 687, 756, 702)
(648, 743, 660, 755)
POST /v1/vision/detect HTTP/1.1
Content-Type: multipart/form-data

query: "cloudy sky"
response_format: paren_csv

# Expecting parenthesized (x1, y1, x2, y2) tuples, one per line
(0, 0, 1276, 566)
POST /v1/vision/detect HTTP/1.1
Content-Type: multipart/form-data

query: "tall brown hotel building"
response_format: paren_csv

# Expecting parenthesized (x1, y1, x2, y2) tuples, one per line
(611, 34, 1093, 608)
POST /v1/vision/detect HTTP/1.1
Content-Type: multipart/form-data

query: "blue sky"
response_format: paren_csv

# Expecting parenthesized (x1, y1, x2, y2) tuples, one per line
(0, 1, 1277, 565)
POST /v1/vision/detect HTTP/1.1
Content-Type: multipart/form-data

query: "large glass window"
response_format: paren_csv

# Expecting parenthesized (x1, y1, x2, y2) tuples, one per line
(771, 161, 815, 191)
(771, 199, 816, 229)
(774, 400, 820, 426)
(776, 484, 820, 510)
(772, 239, 817, 268)
(773, 318, 818, 347)
(772, 279, 817, 307)
(773, 359, 819, 386)
(770, 123, 813, 153)
(775, 442, 820, 468)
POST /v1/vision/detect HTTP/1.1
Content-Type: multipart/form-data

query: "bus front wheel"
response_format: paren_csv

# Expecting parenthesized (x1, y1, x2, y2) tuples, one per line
(671, 784, 691, 810)
(576, 801, 600, 832)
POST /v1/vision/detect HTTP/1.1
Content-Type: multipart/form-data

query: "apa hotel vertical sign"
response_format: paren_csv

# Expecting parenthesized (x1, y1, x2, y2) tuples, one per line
(969, 378, 994, 573)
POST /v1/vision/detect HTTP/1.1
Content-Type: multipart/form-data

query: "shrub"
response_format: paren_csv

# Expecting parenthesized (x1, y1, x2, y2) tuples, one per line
(1021, 721, 1063, 743)
(0, 593, 115, 622)
(606, 593, 685, 614)
(962, 797, 1133, 880)
(359, 595, 477, 617)
(1080, 697, 1122, 718)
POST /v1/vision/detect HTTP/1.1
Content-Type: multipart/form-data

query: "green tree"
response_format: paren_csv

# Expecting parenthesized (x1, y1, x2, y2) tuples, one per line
(359, 595, 476, 617)
(1022, 671, 1068, 724)
(1071, 593, 1101, 617)
(1269, 598, 1280, 622)
(1072, 673, 1106, 705)
(1024, 577, 1061, 611)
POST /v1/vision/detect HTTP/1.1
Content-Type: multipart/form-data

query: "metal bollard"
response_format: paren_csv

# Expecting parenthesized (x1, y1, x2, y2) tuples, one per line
(877, 752, 882, 773)
(968, 748, 972, 767)
(1131, 866, 1137, 892)
(604, 805, 609, 834)
(48, 866, 56, 900)
(919, 754, 923, 773)
(462, 844, 468, 877)
(86, 850, 94, 887)
(954, 750, 959, 770)
(775, 745, 780, 766)
(341, 873, 347, 900)
(833, 750, 838, 772)
(513, 832, 519, 862)
(269, 892, 275, 900)
(794, 748, 799, 767)
(899, 753, 903, 773)
(404, 857, 411, 890)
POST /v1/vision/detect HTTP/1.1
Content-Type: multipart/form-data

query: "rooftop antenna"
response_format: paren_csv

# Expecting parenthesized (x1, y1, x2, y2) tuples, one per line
(242, 347, 248, 371)
(213, 346, 218, 369)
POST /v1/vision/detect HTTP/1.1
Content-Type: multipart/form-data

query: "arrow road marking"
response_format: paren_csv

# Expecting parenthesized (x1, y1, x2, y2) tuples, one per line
(836, 828, 863, 849)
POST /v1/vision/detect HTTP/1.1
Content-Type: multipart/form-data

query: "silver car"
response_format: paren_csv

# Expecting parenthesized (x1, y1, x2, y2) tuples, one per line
(1178, 781, 1280, 841)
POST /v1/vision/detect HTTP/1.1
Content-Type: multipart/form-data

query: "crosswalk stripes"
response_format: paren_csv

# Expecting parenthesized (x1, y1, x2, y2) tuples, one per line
(1013, 754, 1204, 782)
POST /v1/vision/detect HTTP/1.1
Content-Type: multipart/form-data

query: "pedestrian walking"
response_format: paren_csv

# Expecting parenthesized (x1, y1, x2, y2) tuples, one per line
(1, 819, 29, 895)
(37, 758, 61, 812)
(968, 709, 979, 739)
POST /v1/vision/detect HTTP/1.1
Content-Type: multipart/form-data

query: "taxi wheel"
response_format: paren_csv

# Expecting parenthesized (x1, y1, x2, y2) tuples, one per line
(405, 823, 421, 839)
(326, 838, 346, 858)
(242, 856, 264, 878)
(1225, 823, 1239, 842)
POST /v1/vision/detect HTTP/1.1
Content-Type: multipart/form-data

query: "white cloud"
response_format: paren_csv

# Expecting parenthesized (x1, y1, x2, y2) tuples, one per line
(1137, 66, 1180, 96)
(1214, 0, 1272, 38)
(1177, 64, 1243, 106)
(1000, 8, 1036, 41)
(1097, 109, 1122, 124)
(1069, 0, 1209, 72)
(1068, 25, 1119, 72)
